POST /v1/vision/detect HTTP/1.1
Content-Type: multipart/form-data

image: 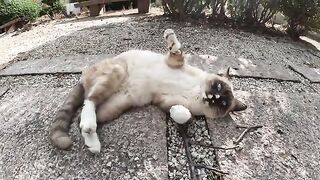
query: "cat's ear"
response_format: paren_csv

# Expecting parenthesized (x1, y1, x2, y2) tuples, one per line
(219, 67, 231, 79)
(231, 98, 247, 112)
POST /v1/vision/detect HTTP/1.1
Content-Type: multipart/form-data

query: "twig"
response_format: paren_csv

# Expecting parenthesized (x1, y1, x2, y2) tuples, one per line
(189, 140, 239, 150)
(194, 164, 229, 175)
(178, 124, 197, 180)
(236, 125, 263, 129)
(233, 125, 263, 145)
(0, 87, 9, 99)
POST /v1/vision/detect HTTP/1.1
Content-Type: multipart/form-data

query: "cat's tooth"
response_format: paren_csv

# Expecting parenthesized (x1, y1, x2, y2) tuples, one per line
(215, 94, 220, 99)
(208, 94, 213, 99)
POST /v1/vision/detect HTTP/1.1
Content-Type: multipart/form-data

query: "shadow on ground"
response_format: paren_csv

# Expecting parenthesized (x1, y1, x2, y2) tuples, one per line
(208, 90, 320, 180)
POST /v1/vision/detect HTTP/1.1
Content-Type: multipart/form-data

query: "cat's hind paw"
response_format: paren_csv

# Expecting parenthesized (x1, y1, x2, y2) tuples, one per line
(163, 29, 181, 54)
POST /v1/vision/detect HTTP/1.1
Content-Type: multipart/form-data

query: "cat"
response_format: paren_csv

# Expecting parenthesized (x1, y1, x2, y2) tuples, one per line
(49, 29, 247, 153)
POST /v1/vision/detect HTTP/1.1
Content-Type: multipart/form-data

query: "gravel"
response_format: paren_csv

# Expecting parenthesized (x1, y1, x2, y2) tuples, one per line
(0, 15, 130, 66)
(0, 74, 80, 89)
(6, 13, 319, 70)
(167, 117, 220, 180)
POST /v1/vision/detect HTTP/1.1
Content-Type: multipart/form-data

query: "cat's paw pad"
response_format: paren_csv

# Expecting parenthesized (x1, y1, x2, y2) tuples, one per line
(82, 132, 101, 154)
(163, 29, 175, 39)
(88, 145, 101, 154)
(163, 29, 181, 53)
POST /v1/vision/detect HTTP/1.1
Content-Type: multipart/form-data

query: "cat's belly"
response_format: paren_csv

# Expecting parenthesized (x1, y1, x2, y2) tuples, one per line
(125, 67, 201, 107)
(119, 50, 203, 106)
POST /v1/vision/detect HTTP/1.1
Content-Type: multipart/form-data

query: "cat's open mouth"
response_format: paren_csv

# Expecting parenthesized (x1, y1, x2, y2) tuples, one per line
(202, 91, 220, 106)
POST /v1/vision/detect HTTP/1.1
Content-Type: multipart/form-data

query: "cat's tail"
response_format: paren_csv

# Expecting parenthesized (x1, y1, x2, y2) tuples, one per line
(49, 83, 85, 149)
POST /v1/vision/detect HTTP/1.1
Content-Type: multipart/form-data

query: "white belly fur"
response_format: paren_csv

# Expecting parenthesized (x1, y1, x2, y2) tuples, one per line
(118, 50, 205, 106)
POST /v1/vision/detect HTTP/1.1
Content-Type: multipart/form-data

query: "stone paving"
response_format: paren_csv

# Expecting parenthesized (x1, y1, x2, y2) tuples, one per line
(0, 54, 302, 82)
(0, 54, 111, 76)
(289, 64, 320, 83)
(188, 55, 300, 82)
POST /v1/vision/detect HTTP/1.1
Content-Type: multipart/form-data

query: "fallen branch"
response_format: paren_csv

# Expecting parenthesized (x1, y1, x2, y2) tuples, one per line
(193, 163, 229, 175)
(189, 140, 239, 150)
(233, 125, 263, 145)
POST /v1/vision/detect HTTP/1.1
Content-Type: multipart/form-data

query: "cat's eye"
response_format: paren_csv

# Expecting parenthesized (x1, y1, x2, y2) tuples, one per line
(222, 100, 227, 106)
(217, 83, 222, 91)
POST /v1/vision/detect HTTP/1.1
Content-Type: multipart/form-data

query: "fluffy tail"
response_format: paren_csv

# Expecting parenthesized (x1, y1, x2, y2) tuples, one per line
(49, 84, 85, 149)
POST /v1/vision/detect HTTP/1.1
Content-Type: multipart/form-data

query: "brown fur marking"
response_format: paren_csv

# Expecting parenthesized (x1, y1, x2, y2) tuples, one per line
(82, 59, 128, 106)
(166, 52, 185, 69)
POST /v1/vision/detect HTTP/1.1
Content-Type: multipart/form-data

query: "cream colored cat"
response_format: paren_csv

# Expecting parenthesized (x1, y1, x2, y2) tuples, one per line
(49, 29, 247, 153)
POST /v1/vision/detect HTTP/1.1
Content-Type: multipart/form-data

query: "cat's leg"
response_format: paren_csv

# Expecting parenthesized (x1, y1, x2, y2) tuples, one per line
(80, 63, 127, 153)
(154, 94, 189, 112)
(163, 29, 185, 68)
(96, 93, 132, 123)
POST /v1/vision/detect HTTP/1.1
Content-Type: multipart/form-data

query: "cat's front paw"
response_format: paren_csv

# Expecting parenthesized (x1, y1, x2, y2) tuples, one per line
(82, 132, 101, 154)
(80, 120, 97, 134)
(80, 100, 97, 134)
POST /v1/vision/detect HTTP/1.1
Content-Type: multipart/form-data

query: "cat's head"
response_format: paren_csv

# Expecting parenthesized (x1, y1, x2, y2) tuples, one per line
(201, 68, 247, 118)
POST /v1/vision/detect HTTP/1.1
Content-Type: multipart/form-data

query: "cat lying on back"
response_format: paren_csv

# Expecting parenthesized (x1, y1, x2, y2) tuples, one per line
(49, 29, 247, 153)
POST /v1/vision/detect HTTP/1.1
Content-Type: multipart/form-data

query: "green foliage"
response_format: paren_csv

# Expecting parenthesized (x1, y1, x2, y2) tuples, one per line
(210, 0, 227, 19)
(162, 0, 281, 24)
(280, 0, 320, 38)
(227, 0, 281, 26)
(162, 0, 211, 18)
(0, 0, 41, 25)
(40, 0, 64, 16)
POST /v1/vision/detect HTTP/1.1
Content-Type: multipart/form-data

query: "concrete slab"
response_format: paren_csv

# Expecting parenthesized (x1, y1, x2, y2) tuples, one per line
(207, 90, 320, 180)
(1, 54, 300, 82)
(0, 86, 168, 179)
(189, 55, 300, 82)
(289, 64, 320, 83)
(0, 54, 112, 76)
